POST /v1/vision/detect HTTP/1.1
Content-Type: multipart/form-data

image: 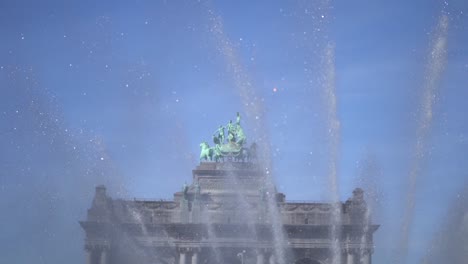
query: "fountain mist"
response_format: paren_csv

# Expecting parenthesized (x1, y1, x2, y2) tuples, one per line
(204, 5, 287, 264)
(321, 43, 342, 264)
(297, 1, 343, 261)
(202, 211, 223, 264)
(397, 12, 449, 263)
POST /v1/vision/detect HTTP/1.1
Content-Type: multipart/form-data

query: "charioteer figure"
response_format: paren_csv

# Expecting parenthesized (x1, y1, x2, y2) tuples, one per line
(199, 112, 253, 163)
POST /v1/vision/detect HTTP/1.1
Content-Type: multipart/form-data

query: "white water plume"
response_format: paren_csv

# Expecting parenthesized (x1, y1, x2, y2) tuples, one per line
(130, 207, 150, 237)
(225, 168, 259, 237)
(298, 0, 342, 261)
(203, 214, 223, 264)
(204, 5, 287, 264)
(397, 12, 449, 263)
(321, 43, 342, 264)
(359, 206, 372, 263)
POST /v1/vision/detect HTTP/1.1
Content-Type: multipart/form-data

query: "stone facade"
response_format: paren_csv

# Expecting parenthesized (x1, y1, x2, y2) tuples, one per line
(80, 162, 378, 264)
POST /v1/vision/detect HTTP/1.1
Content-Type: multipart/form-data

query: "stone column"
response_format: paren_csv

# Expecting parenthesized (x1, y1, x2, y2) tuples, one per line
(100, 249, 107, 264)
(361, 253, 370, 264)
(191, 250, 198, 264)
(256, 250, 264, 264)
(85, 249, 92, 264)
(179, 250, 186, 264)
(269, 253, 275, 264)
(346, 251, 354, 264)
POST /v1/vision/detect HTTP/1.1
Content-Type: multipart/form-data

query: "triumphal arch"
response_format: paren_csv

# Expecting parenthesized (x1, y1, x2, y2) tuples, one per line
(80, 113, 378, 264)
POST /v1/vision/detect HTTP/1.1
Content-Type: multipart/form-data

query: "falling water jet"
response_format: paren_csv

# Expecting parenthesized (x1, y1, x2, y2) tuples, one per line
(197, 167, 255, 264)
(320, 42, 342, 264)
(397, 11, 449, 264)
(356, 154, 383, 263)
(297, 1, 342, 261)
(203, 3, 266, 136)
(419, 183, 468, 263)
(131, 208, 150, 237)
(358, 202, 372, 263)
(225, 168, 260, 238)
(203, 213, 223, 264)
(204, 5, 288, 264)
(108, 199, 154, 262)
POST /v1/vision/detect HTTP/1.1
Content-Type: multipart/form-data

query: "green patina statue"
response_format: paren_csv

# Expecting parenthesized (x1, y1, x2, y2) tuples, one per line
(216, 125, 225, 144)
(199, 142, 213, 161)
(199, 112, 254, 163)
(182, 182, 189, 200)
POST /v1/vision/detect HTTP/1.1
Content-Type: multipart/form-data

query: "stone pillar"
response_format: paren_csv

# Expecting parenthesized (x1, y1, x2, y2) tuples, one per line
(269, 253, 275, 264)
(85, 249, 92, 264)
(191, 251, 198, 264)
(346, 251, 354, 264)
(361, 253, 370, 264)
(180, 200, 190, 223)
(179, 251, 186, 264)
(191, 200, 201, 223)
(100, 249, 107, 264)
(256, 250, 264, 264)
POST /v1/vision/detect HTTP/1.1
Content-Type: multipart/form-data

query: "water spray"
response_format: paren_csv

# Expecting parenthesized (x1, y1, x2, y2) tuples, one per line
(204, 4, 287, 264)
(397, 11, 449, 264)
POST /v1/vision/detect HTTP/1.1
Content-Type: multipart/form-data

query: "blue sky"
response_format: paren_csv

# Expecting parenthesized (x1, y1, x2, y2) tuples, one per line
(1, 0, 467, 263)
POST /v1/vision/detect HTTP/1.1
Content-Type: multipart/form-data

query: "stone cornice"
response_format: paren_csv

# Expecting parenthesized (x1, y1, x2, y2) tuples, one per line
(84, 239, 110, 251)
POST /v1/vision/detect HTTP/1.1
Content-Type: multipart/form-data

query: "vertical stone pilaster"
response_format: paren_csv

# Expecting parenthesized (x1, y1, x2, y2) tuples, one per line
(268, 253, 275, 264)
(361, 253, 370, 264)
(256, 250, 264, 264)
(191, 250, 198, 264)
(360, 248, 372, 264)
(100, 249, 107, 264)
(180, 200, 190, 223)
(346, 251, 354, 264)
(85, 249, 92, 264)
(191, 200, 201, 223)
(179, 250, 186, 264)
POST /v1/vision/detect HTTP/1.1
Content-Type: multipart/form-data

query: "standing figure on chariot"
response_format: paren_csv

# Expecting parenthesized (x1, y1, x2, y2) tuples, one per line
(200, 112, 250, 162)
